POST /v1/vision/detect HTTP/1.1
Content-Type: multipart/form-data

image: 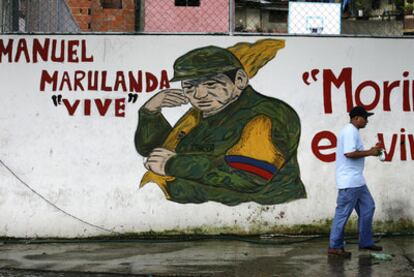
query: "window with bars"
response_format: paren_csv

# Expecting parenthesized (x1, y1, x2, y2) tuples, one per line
(100, 0, 122, 9)
(269, 10, 287, 23)
(175, 0, 200, 7)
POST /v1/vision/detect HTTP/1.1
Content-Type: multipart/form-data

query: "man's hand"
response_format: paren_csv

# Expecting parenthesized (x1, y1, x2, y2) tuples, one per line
(144, 148, 176, 176)
(367, 146, 382, 156)
(345, 146, 382, 158)
(144, 89, 189, 112)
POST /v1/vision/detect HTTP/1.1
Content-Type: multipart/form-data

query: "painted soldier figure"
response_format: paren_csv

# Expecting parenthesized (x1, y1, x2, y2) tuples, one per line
(135, 44, 306, 206)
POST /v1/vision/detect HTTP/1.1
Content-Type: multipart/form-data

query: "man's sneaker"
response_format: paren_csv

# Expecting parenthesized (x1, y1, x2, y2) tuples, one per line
(328, 248, 352, 258)
(359, 245, 383, 251)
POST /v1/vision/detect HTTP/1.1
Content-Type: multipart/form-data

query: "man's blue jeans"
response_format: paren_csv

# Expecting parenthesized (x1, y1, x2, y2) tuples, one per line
(329, 185, 375, 249)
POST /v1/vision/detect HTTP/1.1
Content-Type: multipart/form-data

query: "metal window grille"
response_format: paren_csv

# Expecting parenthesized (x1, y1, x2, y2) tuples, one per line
(0, 0, 412, 36)
(0, 0, 79, 33)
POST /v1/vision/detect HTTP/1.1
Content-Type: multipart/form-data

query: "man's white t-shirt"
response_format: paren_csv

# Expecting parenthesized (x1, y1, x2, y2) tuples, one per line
(336, 123, 366, 189)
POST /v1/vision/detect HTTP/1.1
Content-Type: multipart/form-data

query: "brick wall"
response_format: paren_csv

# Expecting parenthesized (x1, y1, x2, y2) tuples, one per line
(67, 0, 92, 31)
(67, 0, 135, 32)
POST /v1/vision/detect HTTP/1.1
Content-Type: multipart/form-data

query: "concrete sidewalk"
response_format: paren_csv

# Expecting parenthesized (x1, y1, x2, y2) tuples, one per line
(0, 235, 413, 276)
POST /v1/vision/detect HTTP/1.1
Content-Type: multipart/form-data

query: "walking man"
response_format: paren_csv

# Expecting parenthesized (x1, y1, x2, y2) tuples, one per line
(328, 106, 383, 257)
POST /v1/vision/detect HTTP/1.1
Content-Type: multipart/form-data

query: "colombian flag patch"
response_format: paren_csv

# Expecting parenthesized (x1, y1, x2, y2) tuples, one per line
(225, 155, 276, 180)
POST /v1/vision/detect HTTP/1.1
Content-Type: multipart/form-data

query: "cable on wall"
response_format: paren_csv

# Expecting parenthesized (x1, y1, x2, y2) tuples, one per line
(0, 159, 118, 235)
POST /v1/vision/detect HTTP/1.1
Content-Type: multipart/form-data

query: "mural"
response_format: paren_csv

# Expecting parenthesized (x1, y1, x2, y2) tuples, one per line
(135, 39, 306, 206)
(1, 35, 414, 237)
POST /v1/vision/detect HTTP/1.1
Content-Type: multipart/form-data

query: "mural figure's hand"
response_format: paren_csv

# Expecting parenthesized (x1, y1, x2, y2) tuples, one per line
(144, 89, 189, 112)
(144, 148, 176, 176)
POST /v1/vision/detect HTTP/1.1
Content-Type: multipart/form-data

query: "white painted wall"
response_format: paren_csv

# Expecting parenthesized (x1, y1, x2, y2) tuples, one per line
(0, 35, 413, 237)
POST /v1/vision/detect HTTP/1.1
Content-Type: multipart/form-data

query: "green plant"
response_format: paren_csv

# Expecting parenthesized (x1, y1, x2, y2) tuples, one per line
(354, 0, 365, 10)
(396, 0, 404, 7)
(354, 0, 374, 16)
(405, 2, 414, 14)
(396, 0, 405, 13)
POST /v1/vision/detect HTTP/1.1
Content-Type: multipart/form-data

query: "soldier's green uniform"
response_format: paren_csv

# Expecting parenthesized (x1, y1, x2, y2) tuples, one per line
(134, 46, 306, 206)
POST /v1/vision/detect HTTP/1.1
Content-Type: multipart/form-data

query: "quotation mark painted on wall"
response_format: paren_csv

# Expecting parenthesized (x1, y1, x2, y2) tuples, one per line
(128, 93, 138, 103)
(51, 95, 63, 106)
(52, 94, 138, 107)
(302, 69, 320, 85)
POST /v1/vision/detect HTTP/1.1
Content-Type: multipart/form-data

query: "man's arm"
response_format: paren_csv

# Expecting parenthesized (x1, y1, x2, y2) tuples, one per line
(344, 147, 381, 159)
(135, 89, 189, 156)
(165, 153, 270, 193)
(147, 113, 296, 193)
(342, 126, 382, 159)
(134, 109, 172, 157)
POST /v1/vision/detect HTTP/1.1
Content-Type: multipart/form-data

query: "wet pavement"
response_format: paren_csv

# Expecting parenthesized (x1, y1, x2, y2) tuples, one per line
(0, 235, 413, 276)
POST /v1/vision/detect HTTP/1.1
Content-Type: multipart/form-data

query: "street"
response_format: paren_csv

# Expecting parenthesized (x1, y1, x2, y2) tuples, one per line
(0, 235, 413, 276)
